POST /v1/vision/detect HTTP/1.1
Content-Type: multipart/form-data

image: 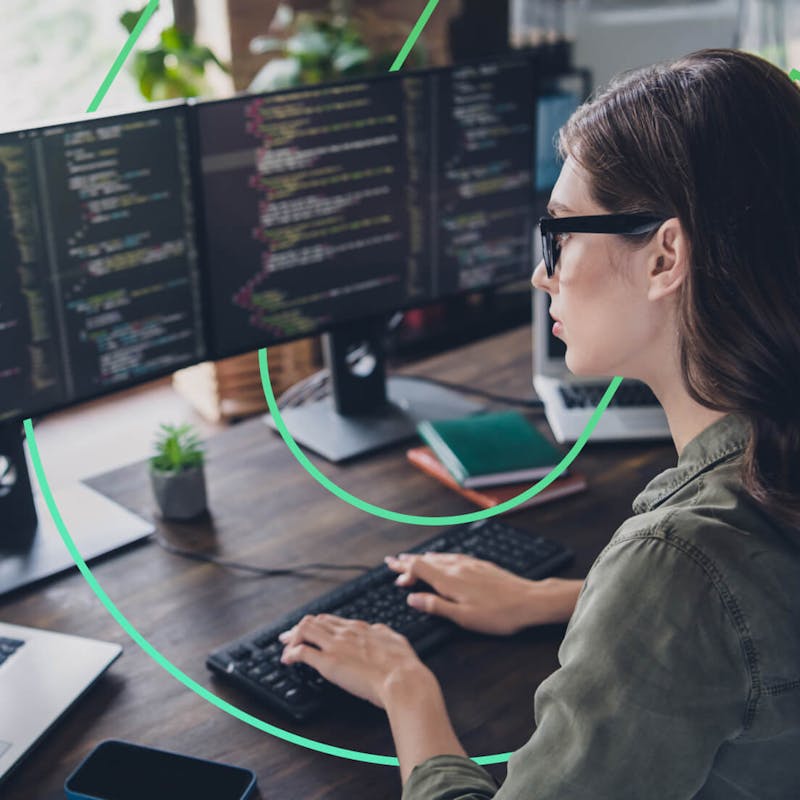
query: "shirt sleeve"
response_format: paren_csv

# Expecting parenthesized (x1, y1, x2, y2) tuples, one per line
(403, 531, 750, 800)
(402, 754, 499, 799)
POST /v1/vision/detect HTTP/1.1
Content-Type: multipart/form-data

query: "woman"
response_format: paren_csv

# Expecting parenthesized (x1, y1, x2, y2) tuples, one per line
(280, 48, 800, 798)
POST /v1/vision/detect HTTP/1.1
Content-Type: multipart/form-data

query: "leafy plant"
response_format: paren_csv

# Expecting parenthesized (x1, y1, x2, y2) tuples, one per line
(150, 423, 205, 473)
(248, 2, 425, 93)
(121, 8, 228, 100)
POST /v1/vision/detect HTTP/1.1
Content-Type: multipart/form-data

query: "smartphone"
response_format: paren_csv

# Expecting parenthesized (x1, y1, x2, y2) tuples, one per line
(64, 739, 257, 800)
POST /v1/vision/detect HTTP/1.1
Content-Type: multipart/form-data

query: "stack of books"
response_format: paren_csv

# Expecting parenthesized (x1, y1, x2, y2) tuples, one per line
(409, 411, 587, 512)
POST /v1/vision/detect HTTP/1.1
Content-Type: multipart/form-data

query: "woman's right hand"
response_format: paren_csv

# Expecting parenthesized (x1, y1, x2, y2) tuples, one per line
(385, 552, 583, 636)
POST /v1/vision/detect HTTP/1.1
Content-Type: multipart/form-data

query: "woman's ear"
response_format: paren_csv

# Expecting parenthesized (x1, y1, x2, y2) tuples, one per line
(647, 218, 689, 301)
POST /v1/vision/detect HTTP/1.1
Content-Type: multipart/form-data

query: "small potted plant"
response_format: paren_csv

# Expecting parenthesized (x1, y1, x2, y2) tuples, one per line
(149, 422, 207, 520)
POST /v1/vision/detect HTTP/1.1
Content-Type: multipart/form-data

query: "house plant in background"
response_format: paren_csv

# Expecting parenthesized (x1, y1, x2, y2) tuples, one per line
(248, 0, 427, 93)
(120, 3, 229, 100)
(149, 423, 207, 520)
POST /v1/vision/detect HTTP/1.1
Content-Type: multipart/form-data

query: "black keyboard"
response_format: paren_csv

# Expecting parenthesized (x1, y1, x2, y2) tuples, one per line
(0, 636, 25, 668)
(207, 518, 573, 720)
(559, 380, 659, 410)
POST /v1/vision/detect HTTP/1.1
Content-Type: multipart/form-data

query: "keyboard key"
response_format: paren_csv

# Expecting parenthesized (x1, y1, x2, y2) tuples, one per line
(228, 645, 251, 661)
(559, 380, 659, 410)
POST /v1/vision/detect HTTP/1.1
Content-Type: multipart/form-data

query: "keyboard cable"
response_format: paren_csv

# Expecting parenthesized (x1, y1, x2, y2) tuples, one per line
(153, 534, 373, 579)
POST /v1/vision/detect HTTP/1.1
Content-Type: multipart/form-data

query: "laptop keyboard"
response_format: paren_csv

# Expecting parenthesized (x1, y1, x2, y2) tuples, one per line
(0, 636, 25, 667)
(559, 380, 659, 409)
(207, 518, 574, 721)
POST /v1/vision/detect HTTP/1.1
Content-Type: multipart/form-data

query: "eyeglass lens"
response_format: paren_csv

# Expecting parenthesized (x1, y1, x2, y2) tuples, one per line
(542, 230, 559, 277)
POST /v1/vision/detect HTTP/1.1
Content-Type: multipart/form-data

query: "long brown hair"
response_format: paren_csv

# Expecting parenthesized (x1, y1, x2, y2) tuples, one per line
(558, 48, 800, 527)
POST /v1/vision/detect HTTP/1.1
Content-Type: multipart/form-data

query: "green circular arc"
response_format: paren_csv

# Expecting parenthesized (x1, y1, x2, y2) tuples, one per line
(26, 0, 630, 770)
(260, 348, 622, 523)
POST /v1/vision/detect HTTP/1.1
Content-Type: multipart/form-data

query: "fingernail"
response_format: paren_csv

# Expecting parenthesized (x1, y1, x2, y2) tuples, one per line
(278, 631, 289, 642)
(407, 594, 418, 606)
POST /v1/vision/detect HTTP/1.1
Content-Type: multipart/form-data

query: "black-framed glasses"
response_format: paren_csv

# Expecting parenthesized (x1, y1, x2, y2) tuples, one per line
(538, 214, 666, 278)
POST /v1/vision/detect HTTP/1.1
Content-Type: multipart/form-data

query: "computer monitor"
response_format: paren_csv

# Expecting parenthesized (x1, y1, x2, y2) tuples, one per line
(0, 103, 206, 594)
(192, 58, 536, 460)
(0, 56, 538, 593)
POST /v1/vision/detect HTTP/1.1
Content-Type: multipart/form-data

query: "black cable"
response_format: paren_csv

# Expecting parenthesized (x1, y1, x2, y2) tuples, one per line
(397, 374, 545, 410)
(276, 369, 328, 409)
(153, 534, 372, 578)
(277, 368, 545, 411)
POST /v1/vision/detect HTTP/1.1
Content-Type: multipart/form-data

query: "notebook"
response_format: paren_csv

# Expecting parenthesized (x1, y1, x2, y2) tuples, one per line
(416, 411, 565, 489)
(407, 446, 586, 512)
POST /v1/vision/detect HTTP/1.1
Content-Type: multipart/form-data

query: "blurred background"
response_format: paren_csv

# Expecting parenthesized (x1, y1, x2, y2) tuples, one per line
(3, 1, 799, 131)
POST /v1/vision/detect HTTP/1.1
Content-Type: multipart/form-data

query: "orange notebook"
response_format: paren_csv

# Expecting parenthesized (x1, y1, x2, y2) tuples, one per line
(407, 446, 587, 513)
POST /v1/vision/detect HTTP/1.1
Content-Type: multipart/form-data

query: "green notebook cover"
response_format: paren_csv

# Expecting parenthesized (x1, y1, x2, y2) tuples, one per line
(417, 411, 564, 489)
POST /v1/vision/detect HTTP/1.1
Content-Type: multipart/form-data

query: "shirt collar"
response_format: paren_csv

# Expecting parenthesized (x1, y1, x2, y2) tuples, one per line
(632, 413, 750, 515)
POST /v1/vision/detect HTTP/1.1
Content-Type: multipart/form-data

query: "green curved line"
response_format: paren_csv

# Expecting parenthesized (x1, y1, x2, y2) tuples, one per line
(87, 0, 159, 113)
(390, 0, 439, 71)
(260, 348, 623, 524)
(30, 0, 627, 771)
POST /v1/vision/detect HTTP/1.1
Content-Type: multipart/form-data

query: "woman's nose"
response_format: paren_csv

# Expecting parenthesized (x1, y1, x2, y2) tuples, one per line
(531, 258, 550, 292)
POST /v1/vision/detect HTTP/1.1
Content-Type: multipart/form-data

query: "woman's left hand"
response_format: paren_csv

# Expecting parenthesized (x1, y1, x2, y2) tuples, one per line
(279, 614, 430, 709)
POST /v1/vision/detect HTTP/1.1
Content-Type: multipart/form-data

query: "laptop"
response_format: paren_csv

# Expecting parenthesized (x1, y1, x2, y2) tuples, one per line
(532, 289, 671, 443)
(0, 621, 121, 783)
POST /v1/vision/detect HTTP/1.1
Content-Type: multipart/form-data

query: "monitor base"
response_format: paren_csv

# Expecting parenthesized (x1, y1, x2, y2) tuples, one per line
(265, 375, 484, 462)
(0, 482, 153, 598)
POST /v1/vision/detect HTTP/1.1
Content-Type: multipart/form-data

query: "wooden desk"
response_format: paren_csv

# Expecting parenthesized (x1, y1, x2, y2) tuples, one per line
(1, 326, 676, 799)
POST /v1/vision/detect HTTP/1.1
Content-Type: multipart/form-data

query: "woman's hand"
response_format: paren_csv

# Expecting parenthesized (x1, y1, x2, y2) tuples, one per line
(279, 614, 432, 709)
(386, 552, 583, 635)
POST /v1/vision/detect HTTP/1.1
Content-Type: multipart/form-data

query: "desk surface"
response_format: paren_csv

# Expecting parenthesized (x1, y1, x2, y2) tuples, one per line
(1, 326, 676, 799)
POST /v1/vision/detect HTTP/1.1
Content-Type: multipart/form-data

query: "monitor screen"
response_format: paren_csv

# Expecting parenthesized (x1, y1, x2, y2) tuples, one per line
(195, 58, 535, 359)
(435, 61, 535, 294)
(0, 106, 206, 422)
(194, 77, 419, 357)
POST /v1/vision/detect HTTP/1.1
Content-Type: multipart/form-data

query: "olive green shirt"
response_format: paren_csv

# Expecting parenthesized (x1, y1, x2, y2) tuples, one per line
(403, 413, 800, 799)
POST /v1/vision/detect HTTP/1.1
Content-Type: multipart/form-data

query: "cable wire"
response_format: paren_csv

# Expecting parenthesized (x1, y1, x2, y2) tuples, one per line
(153, 534, 372, 578)
(276, 368, 545, 411)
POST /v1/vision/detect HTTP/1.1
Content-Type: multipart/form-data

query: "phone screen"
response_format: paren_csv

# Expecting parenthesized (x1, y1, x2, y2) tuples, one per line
(66, 740, 255, 800)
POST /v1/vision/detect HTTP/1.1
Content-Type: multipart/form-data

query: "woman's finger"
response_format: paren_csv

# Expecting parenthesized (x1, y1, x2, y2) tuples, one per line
(387, 553, 460, 591)
(407, 591, 467, 626)
(279, 614, 337, 648)
(280, 642, 325, 669)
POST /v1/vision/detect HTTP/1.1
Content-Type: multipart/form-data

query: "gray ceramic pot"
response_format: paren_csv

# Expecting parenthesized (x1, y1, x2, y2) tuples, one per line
(149, 465, 207, 520)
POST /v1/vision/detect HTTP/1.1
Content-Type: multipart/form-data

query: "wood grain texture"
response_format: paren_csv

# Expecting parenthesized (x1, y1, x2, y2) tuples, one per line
(1, 325, 677, 799)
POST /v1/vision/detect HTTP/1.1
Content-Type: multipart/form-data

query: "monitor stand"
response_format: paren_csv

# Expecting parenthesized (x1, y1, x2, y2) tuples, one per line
(0, 422, 153, 598)
(265, 316, 484, 462)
